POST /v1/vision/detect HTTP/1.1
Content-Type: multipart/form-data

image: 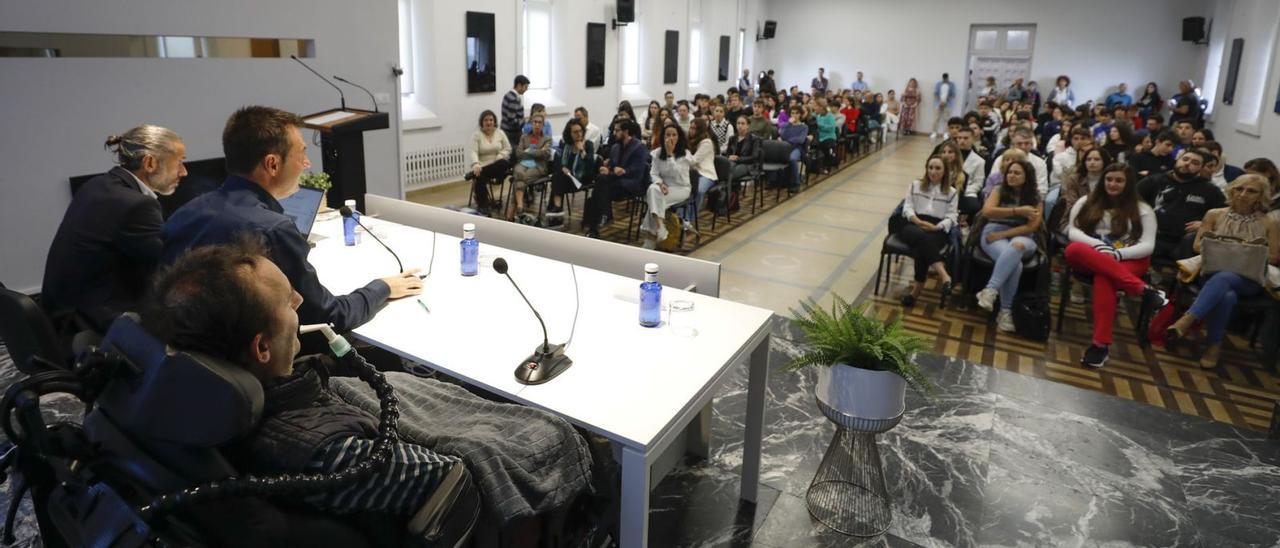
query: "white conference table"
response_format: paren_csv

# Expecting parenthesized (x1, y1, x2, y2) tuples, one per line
(307, 216, 773, 548)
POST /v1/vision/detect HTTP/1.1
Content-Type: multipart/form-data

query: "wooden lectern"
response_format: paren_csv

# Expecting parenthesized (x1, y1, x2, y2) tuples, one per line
(302, 108, 390, 211)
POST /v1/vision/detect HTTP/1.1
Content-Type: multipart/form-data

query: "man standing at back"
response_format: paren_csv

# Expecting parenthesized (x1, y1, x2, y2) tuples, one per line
(42, 125, 187, 332)
(162, 106, 421, 333)
(501, 75, 530, 157)
(738, 69, 752, 98)
(1105, 83, 1133, 109)
(850, 71, 868, 93)
(931, 73, 956, 139)
(811, 67, 829, 95)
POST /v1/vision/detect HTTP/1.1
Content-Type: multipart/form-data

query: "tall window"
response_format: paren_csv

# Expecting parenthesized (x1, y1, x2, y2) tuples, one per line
(523, 0, 552, 90)
(688, 29, 701, 84)
(621, 22, 640, 85)
(397, 0, 414, 95)
(737, 29, 745, 78)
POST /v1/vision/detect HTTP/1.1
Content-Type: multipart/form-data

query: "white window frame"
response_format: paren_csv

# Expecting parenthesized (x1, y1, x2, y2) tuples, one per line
(689, 28, 702, 84)
(737, 29, 745, 79)
(1235, 15, 1280, 136)
(522, 0, 553, 91)
(622, 20, 640, 86)
(397, 0, 415, 96)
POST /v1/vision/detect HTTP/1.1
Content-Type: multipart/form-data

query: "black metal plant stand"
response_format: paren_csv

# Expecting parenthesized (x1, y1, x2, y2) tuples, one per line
(806, 397, 902, 537)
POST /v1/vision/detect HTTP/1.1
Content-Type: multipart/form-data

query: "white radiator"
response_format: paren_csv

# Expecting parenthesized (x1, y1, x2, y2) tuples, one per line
(404, 145, 466, 189)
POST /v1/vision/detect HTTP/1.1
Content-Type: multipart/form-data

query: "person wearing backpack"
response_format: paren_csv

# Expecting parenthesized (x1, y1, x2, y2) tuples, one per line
(1064, 163, 1167, 368)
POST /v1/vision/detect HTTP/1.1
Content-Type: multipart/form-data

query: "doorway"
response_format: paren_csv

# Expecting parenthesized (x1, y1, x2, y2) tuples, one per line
(963, 25, 1036, 111)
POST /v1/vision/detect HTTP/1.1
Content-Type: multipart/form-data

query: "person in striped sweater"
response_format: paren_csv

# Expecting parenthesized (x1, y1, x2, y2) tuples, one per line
(500, 75, 530, 158)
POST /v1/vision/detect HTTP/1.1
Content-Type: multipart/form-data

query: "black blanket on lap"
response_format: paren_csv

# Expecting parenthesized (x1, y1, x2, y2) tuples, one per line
(331, 373, 593, 526)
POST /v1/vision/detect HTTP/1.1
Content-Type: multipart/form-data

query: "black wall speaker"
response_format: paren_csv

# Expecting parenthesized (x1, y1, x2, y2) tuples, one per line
(617, 0, 635, 24)
(1182, 17, 1205, 42)
(763, 20, 777, 39)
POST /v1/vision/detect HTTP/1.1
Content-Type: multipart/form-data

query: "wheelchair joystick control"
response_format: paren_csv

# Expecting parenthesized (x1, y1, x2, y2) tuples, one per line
(300, 324, 351, 357)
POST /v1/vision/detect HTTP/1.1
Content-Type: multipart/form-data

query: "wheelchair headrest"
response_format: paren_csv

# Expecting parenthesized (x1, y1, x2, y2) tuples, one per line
(95, 313, 264, 447)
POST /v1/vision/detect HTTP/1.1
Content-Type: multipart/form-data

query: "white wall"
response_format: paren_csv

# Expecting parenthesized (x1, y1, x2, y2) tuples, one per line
(756, 0, 1209, 122)
(1204, 0, 1280, 164)
(400, 0, 763, 171)
(0, 0, 402, 293)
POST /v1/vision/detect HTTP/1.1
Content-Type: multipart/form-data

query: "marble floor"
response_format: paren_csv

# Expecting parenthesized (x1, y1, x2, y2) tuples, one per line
(647, 317, 1280, 547)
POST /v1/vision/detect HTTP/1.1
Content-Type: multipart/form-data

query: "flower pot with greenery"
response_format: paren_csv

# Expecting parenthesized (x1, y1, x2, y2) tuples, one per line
(784, 295, 933, 420)
(299, 171, 333, 212)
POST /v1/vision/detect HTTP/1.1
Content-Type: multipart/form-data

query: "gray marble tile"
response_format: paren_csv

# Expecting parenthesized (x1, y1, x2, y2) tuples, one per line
(648, 457, 781, 547)
(754, 492, 924, 548)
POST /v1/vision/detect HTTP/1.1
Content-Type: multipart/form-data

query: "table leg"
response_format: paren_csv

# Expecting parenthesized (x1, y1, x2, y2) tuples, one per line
(740, 335, 769, 503)
(620, 445, 650, 548)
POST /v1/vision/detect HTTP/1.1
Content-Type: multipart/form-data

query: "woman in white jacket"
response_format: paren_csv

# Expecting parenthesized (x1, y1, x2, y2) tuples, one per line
(895, 155, 959, 306)
(641, 125, 694, 249)
(1063, 163, 1165, 368)
(466, 110, 513, 215)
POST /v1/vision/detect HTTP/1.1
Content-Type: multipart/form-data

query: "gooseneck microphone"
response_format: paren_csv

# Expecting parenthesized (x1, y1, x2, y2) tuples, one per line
(334, 75, 379, 113)
(340, 206, 403, 273)
(291, 55, 346, 110)
(493, 257, 573, 385)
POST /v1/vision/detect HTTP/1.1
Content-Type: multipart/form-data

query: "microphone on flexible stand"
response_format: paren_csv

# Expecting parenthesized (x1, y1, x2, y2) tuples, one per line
(493, 257, 573, 385)
(334, 75, 379, 113)
(290, 54, 346, 110)
(339, 206, 404, 273)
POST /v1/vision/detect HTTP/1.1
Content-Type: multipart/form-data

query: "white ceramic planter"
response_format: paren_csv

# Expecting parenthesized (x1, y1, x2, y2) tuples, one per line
(815, 363, 906, 420)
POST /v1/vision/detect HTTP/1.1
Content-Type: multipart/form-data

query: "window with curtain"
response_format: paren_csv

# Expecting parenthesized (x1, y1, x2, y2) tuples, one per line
(523, 0, 552, 90)
(622, 21, 640, 85)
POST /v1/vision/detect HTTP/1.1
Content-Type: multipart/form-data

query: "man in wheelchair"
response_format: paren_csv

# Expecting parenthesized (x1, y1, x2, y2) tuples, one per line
(3, 237, 598, 547)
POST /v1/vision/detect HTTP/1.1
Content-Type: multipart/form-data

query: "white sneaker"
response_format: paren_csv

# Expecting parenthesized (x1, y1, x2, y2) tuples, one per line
(976, 288, 998, 312)
(996, 309, 1016, 333)
(1070, 285, 1087, 305)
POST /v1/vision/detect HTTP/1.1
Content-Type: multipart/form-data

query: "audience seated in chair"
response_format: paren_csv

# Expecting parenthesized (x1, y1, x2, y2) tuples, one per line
(466, 110, 512, 216)
(547, 119, 598, 222)
(1137, 147, 1223, 262)
(1055, 148, 1113, 235)
(42, 124, 187, 334)
(973, 159, 1044, 333)
(509, 113, 552, 222)
(640, 125, 694, 249)
(1166, 175, 1280, 368)
(1064, 163, 1165, 368)
(584, 120, 648, 238)
(894, 155, 958, 307)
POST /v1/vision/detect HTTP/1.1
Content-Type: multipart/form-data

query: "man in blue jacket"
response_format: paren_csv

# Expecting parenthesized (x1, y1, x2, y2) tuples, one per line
(584, 120, 648, 238)
(163, 106, 422, 333)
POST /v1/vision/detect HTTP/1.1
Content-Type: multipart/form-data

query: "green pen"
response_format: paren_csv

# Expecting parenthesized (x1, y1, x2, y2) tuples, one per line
(416, 298, 431, 314)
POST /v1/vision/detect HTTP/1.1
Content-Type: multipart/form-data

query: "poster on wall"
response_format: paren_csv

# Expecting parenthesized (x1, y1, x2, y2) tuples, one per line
(586, 23, 606, 88)
(664, 31, 679, 84)
(465, 12, 496, 94)
(718, 36, 730, 81)
(1222, 38, 1243, 105)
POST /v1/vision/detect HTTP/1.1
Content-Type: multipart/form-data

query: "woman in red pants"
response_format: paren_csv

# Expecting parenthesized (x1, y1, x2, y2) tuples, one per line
(1065, 163, 1167, 368)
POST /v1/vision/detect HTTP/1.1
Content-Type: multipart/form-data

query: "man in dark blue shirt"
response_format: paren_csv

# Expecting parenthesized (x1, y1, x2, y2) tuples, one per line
(163, 106, 421, 333)
(584, 120, 648, 238)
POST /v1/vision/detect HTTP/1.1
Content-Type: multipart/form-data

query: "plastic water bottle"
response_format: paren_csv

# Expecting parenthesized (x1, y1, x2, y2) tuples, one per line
(639, 263, 662, 327)
(342, 199, 360, 246)
(460, 223, 479, 276)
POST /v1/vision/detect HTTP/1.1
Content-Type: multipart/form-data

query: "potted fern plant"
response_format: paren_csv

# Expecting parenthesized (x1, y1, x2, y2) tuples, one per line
(784, 295, 933, 419)
(299, 171, 333, 212)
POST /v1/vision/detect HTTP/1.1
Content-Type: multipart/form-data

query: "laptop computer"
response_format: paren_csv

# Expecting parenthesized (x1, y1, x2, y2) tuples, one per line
(278, 186, 326, 243)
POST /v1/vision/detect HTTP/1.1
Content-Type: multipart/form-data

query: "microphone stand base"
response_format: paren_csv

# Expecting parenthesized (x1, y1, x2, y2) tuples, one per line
(514, 343, 573, 385)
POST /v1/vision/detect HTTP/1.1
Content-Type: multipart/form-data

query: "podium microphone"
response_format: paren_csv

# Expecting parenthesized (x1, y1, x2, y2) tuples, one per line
(493, 257, 573, 385)
(290, 54, 346, 110)
(334, 75, 379, 113)
(340, 206, 404, 273)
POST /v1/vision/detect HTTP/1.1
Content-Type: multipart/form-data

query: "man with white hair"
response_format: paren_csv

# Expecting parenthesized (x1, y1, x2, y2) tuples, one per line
(42, 124, 188, 331)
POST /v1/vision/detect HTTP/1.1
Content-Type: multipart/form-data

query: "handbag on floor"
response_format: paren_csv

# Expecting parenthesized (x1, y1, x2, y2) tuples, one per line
(1012, 293, 1050, 341)
(657, 212, 682, 251)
